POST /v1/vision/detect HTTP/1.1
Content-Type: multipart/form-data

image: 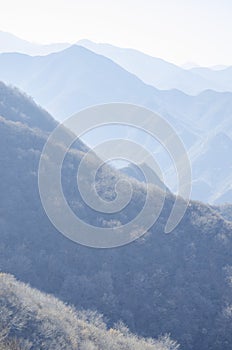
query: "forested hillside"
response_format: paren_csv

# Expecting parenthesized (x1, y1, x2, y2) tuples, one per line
(0, 274, 178, 350)
(1, 82, 232, 349)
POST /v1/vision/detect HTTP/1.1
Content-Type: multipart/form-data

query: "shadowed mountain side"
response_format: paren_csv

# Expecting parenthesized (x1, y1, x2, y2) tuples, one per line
(0, 81, 56, 131)
(1, 82, 232, 350)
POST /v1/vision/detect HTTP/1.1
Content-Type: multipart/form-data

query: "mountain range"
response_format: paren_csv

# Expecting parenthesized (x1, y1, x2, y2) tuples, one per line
(1, 31, 232, 95)
(0, 30, 70, 55)
(1, 25, 232, 350)
(78, 39, 232, 95)
(1, 81, 232, 350)
(0, 45, 231, 203)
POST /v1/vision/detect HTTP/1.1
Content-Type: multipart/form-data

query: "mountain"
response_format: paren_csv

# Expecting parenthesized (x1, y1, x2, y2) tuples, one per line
(0, 46, 231, 205)
(0, 81, 56, 131)
(210, 65, 228, 70)
(1, 32, 232, 95)
(0, 44, 230, 136)
(191, 132, 232, 203)
(153, 89, 232, 203)
(0, 44, 164, 119)
(181, 62, 200, 69)
(119, 162, 171, 193)
(213, 204, 232, 221)
(190, 66, 232, 93)
(0, 46, 232, 203)
(1, 82, 232, 350)
(78, 40, 232, 94)
(0, 30, 70, 55)
(0, 274, 177, 350)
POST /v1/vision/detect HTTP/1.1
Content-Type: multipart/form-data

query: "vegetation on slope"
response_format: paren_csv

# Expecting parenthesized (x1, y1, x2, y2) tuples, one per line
(1, 82, 232, 349)
(0, 274, 178, 350)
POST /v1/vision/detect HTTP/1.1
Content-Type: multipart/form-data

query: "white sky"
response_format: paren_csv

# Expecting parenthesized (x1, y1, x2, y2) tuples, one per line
(0, 0, 231, 66)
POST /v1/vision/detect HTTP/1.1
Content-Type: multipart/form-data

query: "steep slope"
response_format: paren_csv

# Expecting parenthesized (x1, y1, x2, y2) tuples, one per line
(78, 40, 228, 94)
(190, 132, 232, 203)
(0, 274, 177, 350)
(156, 89, 232, 137)
(119, 162, 170, 193)
(0, 82, 56, 131)
(213, 204, 232, 221)
(0, 45, 163, 120)
(1, 83, 232, 350)
(154, 89, 232, 202)
(0, 46, 232, 203)
(1, 32, 231, 95)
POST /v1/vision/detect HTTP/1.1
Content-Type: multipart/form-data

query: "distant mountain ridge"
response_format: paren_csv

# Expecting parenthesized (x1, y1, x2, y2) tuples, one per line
(190, 66, 232, 92)
(0, 30, 70, 55)
(78, 39, 232, 94)
(0, 46, 231, 203)
(0, 44, 162, 119)
(1, 31, 232, 95)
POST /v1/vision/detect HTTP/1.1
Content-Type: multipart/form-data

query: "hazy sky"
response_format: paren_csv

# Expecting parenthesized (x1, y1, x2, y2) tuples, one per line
(0, 0, 231, 66)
